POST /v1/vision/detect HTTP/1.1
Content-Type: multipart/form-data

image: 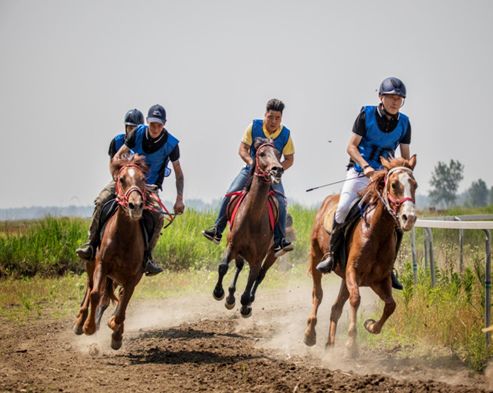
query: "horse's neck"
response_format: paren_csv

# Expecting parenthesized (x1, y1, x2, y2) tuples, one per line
(367, 200, 396, 235)
(242, 176, 270, 222)
(111, 208, 141, 240)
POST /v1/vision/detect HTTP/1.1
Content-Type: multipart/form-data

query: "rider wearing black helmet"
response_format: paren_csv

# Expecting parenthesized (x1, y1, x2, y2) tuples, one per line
(76, 108, 167, 274)
(316, 77, 411, 290)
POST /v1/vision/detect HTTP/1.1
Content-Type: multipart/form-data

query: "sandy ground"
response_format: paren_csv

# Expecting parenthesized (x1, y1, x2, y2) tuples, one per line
(0, 278, 491, 392)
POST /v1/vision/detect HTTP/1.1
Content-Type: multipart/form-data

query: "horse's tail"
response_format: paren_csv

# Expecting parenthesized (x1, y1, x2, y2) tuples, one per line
(105, 277, 118, 304)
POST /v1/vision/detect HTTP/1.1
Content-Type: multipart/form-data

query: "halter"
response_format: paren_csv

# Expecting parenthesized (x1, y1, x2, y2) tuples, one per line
(377, 166, 415, 222)
(115, 164, 147, 209)
(254, 142, 277, 182)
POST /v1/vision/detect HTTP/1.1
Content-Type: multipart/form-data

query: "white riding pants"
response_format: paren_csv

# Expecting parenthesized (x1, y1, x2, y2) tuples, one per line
(334, 168, 369, 224)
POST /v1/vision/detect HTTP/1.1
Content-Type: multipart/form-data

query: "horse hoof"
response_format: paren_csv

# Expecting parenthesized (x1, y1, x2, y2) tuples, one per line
(225, 297, 235, 310)
(364, 319, 377, 334)
(213, 288, 225, 301)
(303, 332, 316, 347)
(83, 324, 96, 336)
(240, 306, 252, 318)
(73, 323, 84, 335)
(111, 338, 122, 350)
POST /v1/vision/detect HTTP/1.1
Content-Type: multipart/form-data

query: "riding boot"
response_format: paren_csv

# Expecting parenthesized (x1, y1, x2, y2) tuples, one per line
(391, 270, 404, 290)
(144, 215, 164, 276)
(316, 219, 344, 274)
(75, 203, 103, 260)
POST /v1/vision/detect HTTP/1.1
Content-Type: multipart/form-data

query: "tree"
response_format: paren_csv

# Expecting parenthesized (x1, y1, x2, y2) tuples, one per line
(428, 160, 464, 208)
(490, 186, 493, 206)
(465, 179, 488, 207)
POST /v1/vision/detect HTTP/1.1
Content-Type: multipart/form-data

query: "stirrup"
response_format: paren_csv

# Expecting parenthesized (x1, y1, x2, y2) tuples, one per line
(76, 243, 95, 260)
(316, 254, 335, 274)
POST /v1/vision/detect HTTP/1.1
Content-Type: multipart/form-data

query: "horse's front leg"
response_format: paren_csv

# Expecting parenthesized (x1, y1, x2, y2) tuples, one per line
(345, 267, 360, 358)
(95, 278, 114, 330)
(326, 279, 350, 348)
(365, 278, 396, 335)
(213, 247, 233, 301)
(83, 262, 105, 335)
(225, 256, 245, 309)
(108, 281, 137, 350)
(239, 262, 261, 318)
(250, 252, 276, 303)
(304, 243, 324, 346)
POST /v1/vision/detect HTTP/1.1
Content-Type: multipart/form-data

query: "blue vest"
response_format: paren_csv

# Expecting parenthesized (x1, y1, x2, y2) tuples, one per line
(113, 133, 126, 152)
(132, 125, 179, 185)
(354, 106, 409, 172)
(249, 119, 290, 160)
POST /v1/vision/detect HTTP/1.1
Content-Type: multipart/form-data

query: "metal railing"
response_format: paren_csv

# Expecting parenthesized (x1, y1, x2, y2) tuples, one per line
(411, 217, 493, 347)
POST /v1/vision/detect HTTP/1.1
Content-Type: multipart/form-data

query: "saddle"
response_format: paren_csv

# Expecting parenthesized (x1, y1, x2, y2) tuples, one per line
(323, 198, 403, 272)
(97, 197, 153, 250)
(226, 190, 278, 231)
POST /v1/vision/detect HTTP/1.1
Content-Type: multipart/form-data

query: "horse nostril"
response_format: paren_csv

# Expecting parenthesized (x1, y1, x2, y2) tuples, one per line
(138, 202, 143, 210)
(402, 214, 408, 222)
(129, 202, 135, 210)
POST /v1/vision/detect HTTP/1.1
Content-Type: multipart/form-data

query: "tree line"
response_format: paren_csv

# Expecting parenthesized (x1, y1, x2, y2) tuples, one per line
(428, 159, 493, 209)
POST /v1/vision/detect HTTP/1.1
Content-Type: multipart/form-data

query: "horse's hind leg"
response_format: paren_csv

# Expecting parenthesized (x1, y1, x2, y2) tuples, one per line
(73, 260, 96, 334)
(250, 252, 276, 303)
(213, 248, 233, 301)
(326, 279, 349, 348)
(225, 256, 245, 310)
(108, 283, 136, 350)
(364, 279, 396, 335)
(239, 262, 261, 318)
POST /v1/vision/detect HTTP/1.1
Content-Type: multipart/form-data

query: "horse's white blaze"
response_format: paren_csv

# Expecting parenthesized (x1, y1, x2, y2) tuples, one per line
(128, 168, 136, 178)
(397, 172, 416, 230)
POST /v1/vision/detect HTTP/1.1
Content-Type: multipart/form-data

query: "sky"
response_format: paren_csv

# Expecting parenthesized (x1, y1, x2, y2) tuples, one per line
(1, 0, 492, 209)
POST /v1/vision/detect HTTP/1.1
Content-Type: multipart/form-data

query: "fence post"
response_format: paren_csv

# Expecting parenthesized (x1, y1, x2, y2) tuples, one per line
(411, 228, 417, 283)
(455, 216, 464, 274)
(484, 229, 491, 348)
(425, 227, 435, 287)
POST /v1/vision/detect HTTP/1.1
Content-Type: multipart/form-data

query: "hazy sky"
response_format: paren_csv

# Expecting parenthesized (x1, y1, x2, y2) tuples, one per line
(1, 0, 492, 209)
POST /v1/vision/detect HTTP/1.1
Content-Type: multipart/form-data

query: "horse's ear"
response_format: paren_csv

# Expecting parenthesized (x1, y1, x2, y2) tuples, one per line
(408, 154, 417, 170)
(380, 156, 392, 170)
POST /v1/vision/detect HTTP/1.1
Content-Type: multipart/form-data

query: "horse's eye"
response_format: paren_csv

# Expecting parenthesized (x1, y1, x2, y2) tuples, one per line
(259, 152, 266, 158)
(391, 182, 397, 190)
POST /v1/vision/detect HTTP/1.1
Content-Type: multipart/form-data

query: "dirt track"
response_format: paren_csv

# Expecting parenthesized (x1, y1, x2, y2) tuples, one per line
(0, 285, 491, 392)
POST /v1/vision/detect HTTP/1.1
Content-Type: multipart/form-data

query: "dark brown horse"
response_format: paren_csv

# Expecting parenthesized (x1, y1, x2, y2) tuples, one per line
(213, 139, 284, 317)
(73, 155, 149, 349)
(304, 156, 417, 356)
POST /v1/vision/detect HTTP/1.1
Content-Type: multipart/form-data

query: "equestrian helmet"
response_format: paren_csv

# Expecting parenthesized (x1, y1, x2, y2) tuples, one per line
(124, 108, 145, 126)
(378, 77, 407, 98)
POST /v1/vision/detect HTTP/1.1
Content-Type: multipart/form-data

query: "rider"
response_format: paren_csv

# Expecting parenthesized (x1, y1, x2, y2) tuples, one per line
(77, 105, 185, 276)
(202, 98, 295, 254)
(316, 77, 412, 290)
(76, 108, 144, 263)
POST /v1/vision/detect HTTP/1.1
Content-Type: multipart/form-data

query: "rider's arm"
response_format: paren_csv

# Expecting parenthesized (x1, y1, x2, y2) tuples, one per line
(347, 134, 374, 177)
(281, 154, 294, 171)
(400, 144, 410, 159)
(239, 142, 253, 166)
(171, 159, 185, 214)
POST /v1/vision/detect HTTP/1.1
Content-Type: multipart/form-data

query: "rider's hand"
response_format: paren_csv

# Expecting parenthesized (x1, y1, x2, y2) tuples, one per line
(363, 165, 375, 178)
(173, 198, 185, 215)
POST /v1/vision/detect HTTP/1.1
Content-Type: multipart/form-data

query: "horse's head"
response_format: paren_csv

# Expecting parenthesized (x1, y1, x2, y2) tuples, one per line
(381, 155, 418, 231)
(111, 155, 148, 220)
(253, 138, 284, 183)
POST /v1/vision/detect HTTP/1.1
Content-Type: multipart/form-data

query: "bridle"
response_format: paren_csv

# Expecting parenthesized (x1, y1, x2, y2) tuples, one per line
(377, 166, 416, 223)
(115, 164, 147, 209)
(254, 142, 278, 183)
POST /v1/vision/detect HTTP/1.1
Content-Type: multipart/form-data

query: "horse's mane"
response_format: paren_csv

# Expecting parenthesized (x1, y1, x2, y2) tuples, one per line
(362, 157, 414, 206)
(111, 154, 148, 178)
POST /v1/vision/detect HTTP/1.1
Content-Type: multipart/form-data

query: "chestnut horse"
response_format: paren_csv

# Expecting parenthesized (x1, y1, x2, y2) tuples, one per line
(304, 156, 417, 356)
(73, 155, 149, 349)
(213, 139, 284, 317)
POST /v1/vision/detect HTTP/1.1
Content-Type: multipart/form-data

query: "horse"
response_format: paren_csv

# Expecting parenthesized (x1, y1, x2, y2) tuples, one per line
(73, 155, 149, 350)
(212, 138, 284, 318)
(303, 155, 418, 356)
